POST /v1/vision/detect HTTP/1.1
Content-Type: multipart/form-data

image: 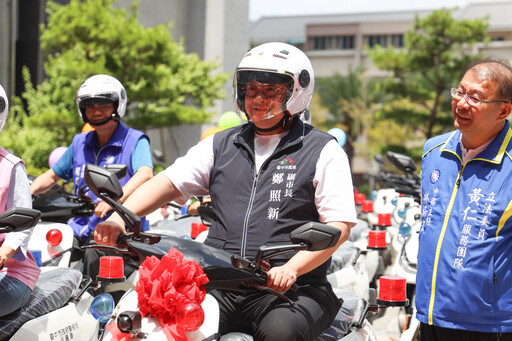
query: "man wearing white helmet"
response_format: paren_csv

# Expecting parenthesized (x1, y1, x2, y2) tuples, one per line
(0, 84, 41, 317)
(95, 43, 357, 340)
(30, 75, 153, 269)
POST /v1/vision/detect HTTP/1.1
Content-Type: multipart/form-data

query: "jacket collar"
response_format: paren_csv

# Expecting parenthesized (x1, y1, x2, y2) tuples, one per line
(234, 118, 305, 154)
(85, 121, 129, 149)
(441, 120, 512, 164)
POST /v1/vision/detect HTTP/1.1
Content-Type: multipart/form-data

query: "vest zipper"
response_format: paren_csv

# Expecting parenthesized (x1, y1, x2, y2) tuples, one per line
(241, 172, 259, 257)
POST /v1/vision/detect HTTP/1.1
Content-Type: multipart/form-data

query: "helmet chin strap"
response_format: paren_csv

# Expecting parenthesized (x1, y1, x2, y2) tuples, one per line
(251, 113, 292, 133)
(87, 113, 119, 127)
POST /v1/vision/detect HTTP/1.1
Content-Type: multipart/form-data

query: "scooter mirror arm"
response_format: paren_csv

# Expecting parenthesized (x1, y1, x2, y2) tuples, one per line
(99, 192, 141, 239)
(255, 243, 308, 263)
(81, 243, 131, 254)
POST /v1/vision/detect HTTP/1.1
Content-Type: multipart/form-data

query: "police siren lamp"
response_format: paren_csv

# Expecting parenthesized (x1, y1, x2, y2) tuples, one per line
(97, 256, 126, 283)
(377, 276, 409, 307)
(367, 230, 387, 250)
(377, 213, 392, 228)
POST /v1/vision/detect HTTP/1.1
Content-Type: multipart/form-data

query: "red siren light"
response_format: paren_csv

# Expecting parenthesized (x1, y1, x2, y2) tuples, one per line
(46, 229, 63, 247)
(97, 256, 126, 282)
(361, 200, 374, 213)
(355, 193, 366, 205)
(377, 213, 392, 227)
(191, 223, 208, 239)
(368, 230, 387, 250)
(377, 276, 409, 307)
(176, 302, 205, 332)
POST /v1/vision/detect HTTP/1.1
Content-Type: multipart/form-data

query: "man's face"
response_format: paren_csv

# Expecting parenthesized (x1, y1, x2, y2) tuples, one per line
(85, 101, 115, 126)
(452, 69, 508, 147)
(243, 81, 289, 130)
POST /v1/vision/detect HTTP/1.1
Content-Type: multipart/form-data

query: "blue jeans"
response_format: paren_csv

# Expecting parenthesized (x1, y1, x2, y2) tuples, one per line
(0, 274, 32, 317)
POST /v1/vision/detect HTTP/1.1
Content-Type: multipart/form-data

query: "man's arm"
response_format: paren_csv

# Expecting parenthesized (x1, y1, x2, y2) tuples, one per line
(94, 172, 183, 246)
(30, 169, 62, 195)
(265, 221, 351, 292)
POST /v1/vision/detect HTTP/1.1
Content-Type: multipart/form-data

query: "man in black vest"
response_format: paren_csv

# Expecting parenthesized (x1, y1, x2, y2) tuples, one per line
(95, 42, 357, 341)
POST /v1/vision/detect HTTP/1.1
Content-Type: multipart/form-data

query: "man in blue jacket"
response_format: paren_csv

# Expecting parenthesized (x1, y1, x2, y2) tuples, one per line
(418, 59, 512, 340)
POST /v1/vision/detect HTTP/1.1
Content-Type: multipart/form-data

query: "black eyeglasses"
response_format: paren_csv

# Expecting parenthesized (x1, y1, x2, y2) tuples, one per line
(450, 88, 510, 107)
(242, 84, 286, 98)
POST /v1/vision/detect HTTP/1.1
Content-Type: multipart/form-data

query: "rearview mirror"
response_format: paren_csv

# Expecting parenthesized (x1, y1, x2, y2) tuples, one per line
(104, 164, 128, 180)
(0, 207, 41, 233)
(386, 151, 416, 173)
(290, 222, 341, 251)
(84, 164, 123, 201)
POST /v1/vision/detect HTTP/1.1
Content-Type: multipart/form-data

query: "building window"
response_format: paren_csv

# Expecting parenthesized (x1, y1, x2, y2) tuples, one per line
(335, 35, 355, 49)
(313, 37, 329, 50)
(366, 35, 388, 47)
(391, 34, 404, 47)
(491, 35, 505, 41)
(312, 35, 355, 50)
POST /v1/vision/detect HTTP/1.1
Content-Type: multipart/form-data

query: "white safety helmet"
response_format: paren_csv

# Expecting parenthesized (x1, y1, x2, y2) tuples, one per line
(76, 74, 127, 124)
(234, 42, 314, 122)
(0, 84, 8, 134)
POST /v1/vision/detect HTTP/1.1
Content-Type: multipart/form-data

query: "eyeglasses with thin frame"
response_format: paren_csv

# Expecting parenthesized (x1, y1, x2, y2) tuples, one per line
(242, 84, 287, 99)
(450, 88, 510, 107)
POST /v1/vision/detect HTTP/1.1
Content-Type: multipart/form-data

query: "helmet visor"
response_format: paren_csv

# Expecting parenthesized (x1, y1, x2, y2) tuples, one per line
(236, 71, 293, 123)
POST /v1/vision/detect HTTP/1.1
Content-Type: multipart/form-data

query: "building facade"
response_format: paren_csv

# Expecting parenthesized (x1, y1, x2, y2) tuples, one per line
(250, 1, 512, 78)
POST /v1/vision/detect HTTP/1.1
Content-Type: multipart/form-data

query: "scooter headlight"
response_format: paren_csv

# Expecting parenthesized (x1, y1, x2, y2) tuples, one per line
(91, 293, 115, 323)
(399, 223, 411, 237)
(176, 302, 205, 332)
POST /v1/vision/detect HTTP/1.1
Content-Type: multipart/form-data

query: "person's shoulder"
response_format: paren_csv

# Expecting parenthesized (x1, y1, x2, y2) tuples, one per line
(422, 130, 458, 159)
(424, 131, 455, 150)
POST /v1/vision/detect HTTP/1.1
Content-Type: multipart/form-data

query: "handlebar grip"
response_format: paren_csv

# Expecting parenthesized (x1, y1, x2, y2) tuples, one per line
(289, 283, 298, 293)
(116, 233, 129, 248)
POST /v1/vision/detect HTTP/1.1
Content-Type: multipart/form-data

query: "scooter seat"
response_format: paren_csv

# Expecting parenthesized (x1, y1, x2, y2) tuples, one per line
(0, 267, 82, 340)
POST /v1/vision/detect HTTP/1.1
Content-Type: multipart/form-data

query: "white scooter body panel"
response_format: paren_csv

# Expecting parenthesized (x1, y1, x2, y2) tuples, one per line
(9, 292, 98, 341)
(27, 221, 74, 267)
(100, 289, 219, 341)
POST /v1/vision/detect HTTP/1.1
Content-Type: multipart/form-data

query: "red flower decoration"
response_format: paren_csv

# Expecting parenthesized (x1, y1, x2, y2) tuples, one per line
(135, 247, 209, 340)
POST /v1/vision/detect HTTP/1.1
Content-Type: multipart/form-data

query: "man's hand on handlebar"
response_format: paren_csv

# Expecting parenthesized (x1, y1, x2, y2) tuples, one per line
(266, 264, 298, 292)
(94, 221, 126, 247)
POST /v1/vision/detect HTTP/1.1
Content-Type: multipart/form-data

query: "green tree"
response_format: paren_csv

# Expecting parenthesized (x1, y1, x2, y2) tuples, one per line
(6, 0, 228, 173)
(369, 8, 489, 138)
(315, 67, 390, 161)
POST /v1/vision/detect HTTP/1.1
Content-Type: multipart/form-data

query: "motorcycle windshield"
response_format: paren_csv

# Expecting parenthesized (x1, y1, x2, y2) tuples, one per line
(132, 235, 234, 268)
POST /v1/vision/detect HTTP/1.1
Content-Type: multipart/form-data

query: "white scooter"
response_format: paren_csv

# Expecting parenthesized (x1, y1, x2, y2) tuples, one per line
(82, 164, 382, 341)
(27, 164, 128, 271)
(0, 207, 113, 341)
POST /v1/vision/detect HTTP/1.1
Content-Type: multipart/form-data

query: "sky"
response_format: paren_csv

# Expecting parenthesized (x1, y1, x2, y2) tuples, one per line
(249, 0, 505, 21)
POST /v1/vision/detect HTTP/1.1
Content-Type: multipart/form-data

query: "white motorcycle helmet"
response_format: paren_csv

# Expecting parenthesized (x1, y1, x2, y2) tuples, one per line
(76, 74, 127, 126)
(234, 42, 314, 127)
(0, 84, 8, 134)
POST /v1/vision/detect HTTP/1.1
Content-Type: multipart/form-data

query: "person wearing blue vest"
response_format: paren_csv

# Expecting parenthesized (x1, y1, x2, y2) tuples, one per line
(94, 42, 357, 341)
(418, 58, 512, 341)
(30, 75, 153, 267)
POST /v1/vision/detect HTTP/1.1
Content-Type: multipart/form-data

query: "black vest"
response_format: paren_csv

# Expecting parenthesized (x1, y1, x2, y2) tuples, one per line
(206, 119, 334, 282)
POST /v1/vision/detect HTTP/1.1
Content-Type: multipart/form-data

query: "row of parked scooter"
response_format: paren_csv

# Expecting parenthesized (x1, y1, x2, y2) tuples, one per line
(0, 150, 422, 341)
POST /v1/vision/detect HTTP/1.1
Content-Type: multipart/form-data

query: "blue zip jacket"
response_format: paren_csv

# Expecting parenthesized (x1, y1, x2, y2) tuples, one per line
(417, 120, 512, 332)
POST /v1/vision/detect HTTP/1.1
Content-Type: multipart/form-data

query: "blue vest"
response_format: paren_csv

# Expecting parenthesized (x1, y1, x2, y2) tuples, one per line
(70, 121, 148, 241)
(417, 120, 512, 332)
(206, 119, 334, 283)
